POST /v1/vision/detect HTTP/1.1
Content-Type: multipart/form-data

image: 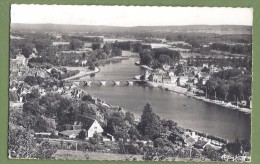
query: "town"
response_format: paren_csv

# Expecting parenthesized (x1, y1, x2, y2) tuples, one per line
(9, 23, 251, 162)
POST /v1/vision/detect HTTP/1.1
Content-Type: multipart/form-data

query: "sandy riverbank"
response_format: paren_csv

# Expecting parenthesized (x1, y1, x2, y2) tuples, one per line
(63, 67, 100, 81)
(146, 81, 251, 114)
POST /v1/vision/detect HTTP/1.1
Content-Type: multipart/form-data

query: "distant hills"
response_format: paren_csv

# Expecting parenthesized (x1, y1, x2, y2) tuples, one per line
(11, 23, 252, 35)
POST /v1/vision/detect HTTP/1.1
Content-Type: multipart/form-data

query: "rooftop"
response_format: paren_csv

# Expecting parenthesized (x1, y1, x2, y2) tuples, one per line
(59, 130, 82, 137)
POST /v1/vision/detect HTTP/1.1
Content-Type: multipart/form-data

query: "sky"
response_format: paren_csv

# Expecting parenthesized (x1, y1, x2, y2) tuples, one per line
(11, 5, 253, 27)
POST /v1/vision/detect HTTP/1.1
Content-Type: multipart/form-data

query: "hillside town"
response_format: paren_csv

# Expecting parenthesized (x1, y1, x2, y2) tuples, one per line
(9, 5, 252, 162)
(9, 27, 251, 161)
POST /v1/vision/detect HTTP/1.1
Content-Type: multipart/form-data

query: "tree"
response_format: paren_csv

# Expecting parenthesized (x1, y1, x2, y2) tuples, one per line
(241, 139, 251, 152)
(24, 76, 44, 86)
(143, 146, 174, 161)
(78, 130, 86, 140)
(111, 47, 122, 57)
(105, 112, 128, 139)
(26, 88, 41, 101)
(124, 142, 142, 155)
(216, 83, 229, 101)
(125, 112, 135, 125)
(92, 42, 101, 51)
(34, 116, 56, 132)
(21, 42, 34, 58)
(8, 126, 36, 158)
(128, 126, 142, 140)
(23, 100, 45, 116)
(79, 102, 96, 119)
(82, 94, 93, 102)
(82, 52, 86, 59)
(103, 43, 112, 55)
(69, 39, 83, 50)
(9, 91, 18, 102)
(140, 50, 153, 66)
(34, 140, 57, 159)
(204, 145, 222, 161)
(175, 64, 184, 76)
(138, 103, 162, 139)
(158, 54, 172, 65)
(226, 138, 243, 155)
(205, 78, 219, 98)
(34, 40, 51, 56)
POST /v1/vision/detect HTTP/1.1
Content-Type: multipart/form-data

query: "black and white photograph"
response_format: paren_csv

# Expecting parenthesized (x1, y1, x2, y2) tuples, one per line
(9, 5, 252, 162)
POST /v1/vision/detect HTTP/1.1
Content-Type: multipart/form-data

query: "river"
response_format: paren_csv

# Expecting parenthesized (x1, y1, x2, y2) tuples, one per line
(80, 51, 251, 141)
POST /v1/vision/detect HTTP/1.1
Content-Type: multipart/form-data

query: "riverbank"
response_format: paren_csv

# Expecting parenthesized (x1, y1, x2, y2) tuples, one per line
(63, 67, 100, 81)
(146, 81, 251, 114)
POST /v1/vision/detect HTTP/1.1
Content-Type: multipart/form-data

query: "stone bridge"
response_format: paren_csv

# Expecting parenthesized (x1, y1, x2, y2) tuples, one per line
(65, 79, 137, 86)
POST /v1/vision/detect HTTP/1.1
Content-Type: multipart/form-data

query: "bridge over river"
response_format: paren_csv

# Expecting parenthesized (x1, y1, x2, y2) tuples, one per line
(64, 79, 141, 86)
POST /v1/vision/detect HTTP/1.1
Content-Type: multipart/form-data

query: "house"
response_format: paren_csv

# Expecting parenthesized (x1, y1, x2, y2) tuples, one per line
(78, 116, 103, 138)
(84, 42, 92, 48)
(71, 82, 80, 89)
(10, 54, 28, 67)
(162, 76, 172, 84)
(223, 66, 233, 70)
(193, 78, 199, 85)
(162, 75, 177, 84)
(177, 77, 189, 86)
(184, 137, 196, 147)
(142, 70, 151, 80)
(59, 130, 82, 139)
(197, 72, 210, 80)
(202, 63, 209, 68)
(162, 64, 171, 71)
(148, 73, 163, 83)
(52, 42, 70, 46)
(193, 140, 210, 150)
(62, 116, 104, 138)
(38, 87, 46, 96)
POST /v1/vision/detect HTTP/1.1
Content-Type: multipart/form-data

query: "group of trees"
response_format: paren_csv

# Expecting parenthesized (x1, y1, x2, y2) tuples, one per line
(71, 36, 103, 42)
(203, 69, 251, 106)
(166, 33, 252, 45)
(58, 70, 80, 80)
(69, 39, 84, 50)
(226, 138, 251, 155)
(139, 48, 181, 68)
(112, 41, 131, 50)
(24, 76, 44, 86)
(10, 32, 56, 59)
(210, 43, 252, 55)
(9, 125, 57, 159)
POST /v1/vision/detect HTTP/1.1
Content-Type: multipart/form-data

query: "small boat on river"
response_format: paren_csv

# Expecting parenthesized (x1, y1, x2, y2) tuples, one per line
(135, 61, 141, 65)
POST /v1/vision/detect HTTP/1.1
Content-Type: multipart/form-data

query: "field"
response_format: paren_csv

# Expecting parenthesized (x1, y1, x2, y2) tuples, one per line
(53, 150, 143, 161)
(53, 150, 211, 162)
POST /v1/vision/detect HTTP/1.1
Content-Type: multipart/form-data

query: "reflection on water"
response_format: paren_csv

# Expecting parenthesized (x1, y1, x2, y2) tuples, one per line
(80, 52, 251, 141)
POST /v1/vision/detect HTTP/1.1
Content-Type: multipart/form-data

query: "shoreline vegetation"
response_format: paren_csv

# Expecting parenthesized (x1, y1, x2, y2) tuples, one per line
(145, 81, 251, 114)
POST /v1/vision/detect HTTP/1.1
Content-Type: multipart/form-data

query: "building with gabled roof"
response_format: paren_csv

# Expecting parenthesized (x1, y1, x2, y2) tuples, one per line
(61, 115, 103, 138)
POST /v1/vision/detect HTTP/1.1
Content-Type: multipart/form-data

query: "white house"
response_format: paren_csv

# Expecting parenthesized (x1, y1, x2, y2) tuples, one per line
(10, 54, 27, 67)
(79, 116, 104, 138)
(60, 116, 104, 139)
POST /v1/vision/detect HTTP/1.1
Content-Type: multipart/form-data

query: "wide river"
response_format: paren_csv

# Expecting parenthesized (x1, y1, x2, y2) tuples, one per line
(80, 51, 251, 141)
